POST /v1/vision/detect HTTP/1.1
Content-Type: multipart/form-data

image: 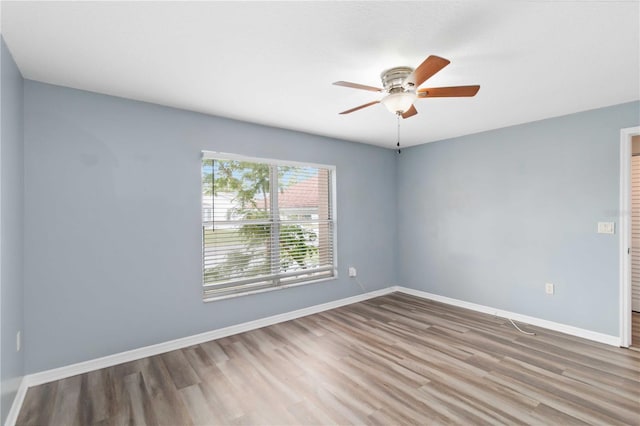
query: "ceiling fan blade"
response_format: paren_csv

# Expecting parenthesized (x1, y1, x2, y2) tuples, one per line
(333, 81, 383, 92)
(339, 101, 380, 115)
(401, 105, 418, 119)
(405, 55, 450, 88)
(418, 85, 480, 98)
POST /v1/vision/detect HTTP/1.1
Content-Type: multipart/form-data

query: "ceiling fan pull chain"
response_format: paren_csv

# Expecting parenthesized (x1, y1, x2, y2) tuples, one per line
(396, 113, 401, 154)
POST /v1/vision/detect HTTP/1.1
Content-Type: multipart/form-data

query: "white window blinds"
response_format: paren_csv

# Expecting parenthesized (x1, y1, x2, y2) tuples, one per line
(201, 153, 336, 300)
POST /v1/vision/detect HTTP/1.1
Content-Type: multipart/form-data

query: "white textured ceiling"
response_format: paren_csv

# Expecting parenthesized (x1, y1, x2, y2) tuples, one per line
(2, 1, 639, 148)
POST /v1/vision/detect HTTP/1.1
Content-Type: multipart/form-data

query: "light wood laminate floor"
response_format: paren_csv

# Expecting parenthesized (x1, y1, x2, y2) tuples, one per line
(17, 293, 640, 425)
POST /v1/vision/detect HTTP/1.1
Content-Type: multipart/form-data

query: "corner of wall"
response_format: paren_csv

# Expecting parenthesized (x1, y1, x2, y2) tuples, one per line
(0, 34, 26, 426)
(393, 147, 401, 286)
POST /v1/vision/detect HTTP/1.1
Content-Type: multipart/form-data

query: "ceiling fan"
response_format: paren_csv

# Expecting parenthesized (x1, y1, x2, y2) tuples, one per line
(333, 55, 480, 119)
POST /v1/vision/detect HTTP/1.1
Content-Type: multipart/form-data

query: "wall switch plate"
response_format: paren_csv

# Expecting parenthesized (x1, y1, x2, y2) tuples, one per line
(545, 283, 554, 295)
(597, 222, 615, 234)
(348, 267, 357, 277)
(16, 331, 21, 352)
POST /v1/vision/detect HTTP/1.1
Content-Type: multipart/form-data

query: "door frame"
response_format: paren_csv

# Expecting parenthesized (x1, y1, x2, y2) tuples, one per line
(620, 126, 640, 347)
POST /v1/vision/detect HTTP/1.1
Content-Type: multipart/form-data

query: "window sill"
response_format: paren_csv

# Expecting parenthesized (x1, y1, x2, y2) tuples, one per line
(203, 275, 338, 303)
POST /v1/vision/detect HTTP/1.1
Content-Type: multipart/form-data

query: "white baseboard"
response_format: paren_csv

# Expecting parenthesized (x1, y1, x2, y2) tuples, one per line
(4, 377, 27, 426)
(24, 287, 394, 389)
(392, 286, 621, 347)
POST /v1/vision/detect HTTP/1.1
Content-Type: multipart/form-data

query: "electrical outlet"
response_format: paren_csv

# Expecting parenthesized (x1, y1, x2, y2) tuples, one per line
(545, 283, 554, 295)
(16, 331, 21, 352)
(348, 267, 357, 277)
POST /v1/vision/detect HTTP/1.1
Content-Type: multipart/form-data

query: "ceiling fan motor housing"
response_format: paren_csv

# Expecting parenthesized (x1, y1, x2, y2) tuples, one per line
(381, 66, 414, 93)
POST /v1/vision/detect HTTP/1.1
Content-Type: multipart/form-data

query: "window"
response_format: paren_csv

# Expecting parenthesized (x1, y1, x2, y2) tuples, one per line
(201, 152, 336, 301)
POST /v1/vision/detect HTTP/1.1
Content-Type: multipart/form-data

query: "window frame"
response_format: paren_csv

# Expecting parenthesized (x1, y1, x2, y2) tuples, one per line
(201, 151, 338, 302)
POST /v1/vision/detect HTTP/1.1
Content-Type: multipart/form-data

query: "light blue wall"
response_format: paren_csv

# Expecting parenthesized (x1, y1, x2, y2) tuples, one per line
(0, 37, 24, 424)
(23, 80, 398, 373)
(398, 101, 640, 336)
(19, 76, 640, 374)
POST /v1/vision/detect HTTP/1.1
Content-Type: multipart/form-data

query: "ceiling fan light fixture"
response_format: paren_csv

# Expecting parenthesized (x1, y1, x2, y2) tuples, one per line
(381, 91, 416, 114)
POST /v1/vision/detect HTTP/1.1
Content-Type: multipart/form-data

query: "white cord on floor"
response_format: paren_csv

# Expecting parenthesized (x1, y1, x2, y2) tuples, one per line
(508, 318, 536, 336)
